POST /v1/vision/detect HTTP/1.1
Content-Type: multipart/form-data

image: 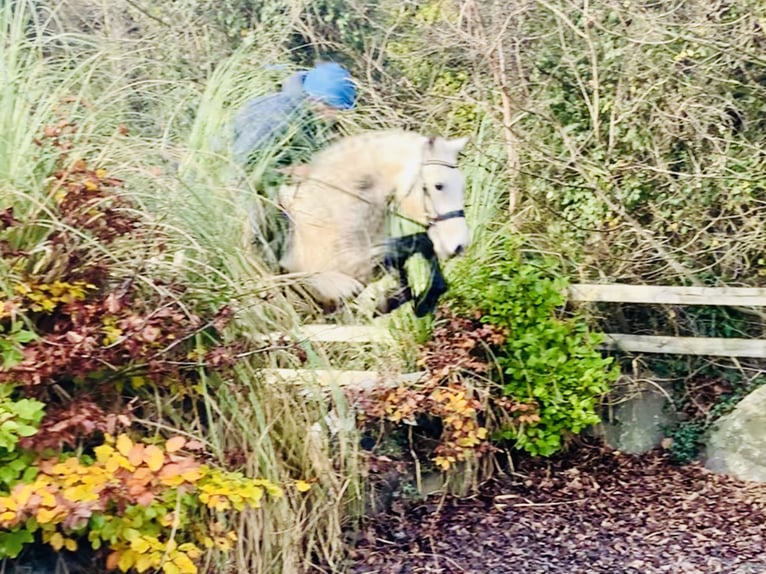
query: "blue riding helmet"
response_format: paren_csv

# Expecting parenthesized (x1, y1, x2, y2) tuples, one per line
(302, 62, 357, 110)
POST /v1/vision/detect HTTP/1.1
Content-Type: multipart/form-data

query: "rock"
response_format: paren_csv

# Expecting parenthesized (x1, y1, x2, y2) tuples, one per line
(593, 374, 677, 454)
(704, 384, 766, 483)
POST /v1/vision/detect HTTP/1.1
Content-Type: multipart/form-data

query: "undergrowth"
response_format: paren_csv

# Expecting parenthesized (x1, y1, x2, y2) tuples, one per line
(448, 232, 619, 457)
(656, 359, 766, 465)
(0, 4, 363, 570)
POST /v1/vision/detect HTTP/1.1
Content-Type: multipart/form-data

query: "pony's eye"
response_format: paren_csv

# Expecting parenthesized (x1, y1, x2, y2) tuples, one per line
(434, 183, 444, 191)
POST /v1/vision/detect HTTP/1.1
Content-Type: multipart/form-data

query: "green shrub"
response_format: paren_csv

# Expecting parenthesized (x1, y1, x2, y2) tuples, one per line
(449, 234, 619, 456)
(0, 384, 44, 492)
(0, 384, 44, 453)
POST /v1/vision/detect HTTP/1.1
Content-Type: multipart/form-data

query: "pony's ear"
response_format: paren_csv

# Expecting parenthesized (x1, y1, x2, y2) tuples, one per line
(277, 164, 311, 181)
(445, 136, 469, 155)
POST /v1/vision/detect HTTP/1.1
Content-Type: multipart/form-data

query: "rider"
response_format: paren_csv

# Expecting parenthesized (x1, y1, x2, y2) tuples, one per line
(231, 61, 357, 267)
(232, 61, 357, 167)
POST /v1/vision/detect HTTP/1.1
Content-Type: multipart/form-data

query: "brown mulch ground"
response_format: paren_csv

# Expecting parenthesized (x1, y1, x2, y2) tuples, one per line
(348, 442, 766, 574)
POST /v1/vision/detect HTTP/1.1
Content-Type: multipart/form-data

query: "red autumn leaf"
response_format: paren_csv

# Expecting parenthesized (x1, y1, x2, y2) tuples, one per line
(106, 551, 120, 571)
(135, 490, 155, 506)
(127, 444, 145, 467)
(165, 436, 186, 453)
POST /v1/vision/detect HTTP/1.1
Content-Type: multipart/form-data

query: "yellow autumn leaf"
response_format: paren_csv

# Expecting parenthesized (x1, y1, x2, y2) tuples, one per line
(38, 489, 56, 507)
(143, 445, 164, 472)
(0, 496, 17, 512)
(210, 496, 231, 511)
(36, 507, 59, 524)
(116, 434, 134, 457)
(14, 484, 34, 507)
(134, 553, 156, 573)
(63, 485, 98, 503)
(130, 537, 152, 553)
(50, 462, 70, 475)
(159, 474, 184, 487)
(456, 436, 479, 447)
(165, 436, 186, 453)
(48, 532, 64, 551)
(179, 468, 203, 483)
(118, 549, 138, 572)
(294, 480, 312, 493)
(82, 471, 108, 489)
(64, 538, 78, 552)
(173, 553, 198, 574)
(178, 543, 202, 559)
(62, 474, 80, 488)
(0, 510, 17, 522)
(162, 562, 181, 574)
(105, 455, 122, 473)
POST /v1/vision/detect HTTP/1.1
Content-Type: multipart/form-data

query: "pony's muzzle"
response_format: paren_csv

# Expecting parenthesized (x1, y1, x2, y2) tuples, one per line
(429, 217, 470, 260)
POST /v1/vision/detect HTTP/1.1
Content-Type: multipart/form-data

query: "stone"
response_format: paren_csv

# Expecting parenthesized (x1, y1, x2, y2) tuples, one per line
(704, 384, 766, 483)
(593, 374, 677, 454)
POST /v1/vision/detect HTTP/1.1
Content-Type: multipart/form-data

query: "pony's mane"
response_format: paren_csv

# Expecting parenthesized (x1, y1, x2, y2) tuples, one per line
(302, 129, 466, 209)
(308, 129, 426, 167)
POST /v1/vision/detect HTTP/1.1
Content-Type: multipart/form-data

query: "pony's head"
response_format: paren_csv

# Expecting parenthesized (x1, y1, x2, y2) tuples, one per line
(399, 135, 471, 260)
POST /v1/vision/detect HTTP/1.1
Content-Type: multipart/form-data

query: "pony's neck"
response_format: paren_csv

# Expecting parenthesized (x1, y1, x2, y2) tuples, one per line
(378, 132, 426, 202)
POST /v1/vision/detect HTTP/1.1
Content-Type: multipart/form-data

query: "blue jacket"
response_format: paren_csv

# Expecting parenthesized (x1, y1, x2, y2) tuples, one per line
(232, 71, 308, 164)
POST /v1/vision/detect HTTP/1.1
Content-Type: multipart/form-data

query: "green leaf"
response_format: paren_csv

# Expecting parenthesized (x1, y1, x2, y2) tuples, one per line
(13, 399, 45, 422)
(0, 529, 34, 559)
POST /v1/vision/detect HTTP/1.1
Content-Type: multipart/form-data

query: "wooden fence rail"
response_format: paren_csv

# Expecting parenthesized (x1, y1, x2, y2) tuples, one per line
(568, 283, 766, 307)
(259, 283, 766, 386)
(569, 283, 766, 358)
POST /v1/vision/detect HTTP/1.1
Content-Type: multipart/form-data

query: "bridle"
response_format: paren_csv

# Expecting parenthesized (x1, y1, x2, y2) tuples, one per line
(398, 159, 466, 229)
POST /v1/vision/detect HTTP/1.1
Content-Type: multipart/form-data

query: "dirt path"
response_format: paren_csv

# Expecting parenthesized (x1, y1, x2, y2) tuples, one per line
(349, 442, 766, 574)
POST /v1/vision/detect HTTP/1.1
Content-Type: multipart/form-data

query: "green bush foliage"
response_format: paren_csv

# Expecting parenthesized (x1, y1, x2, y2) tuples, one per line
(502, 0, 766, 285)
(0, 385, 44, 496)
(450, 234, 619, 456)
(0, 385, 44, 453)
